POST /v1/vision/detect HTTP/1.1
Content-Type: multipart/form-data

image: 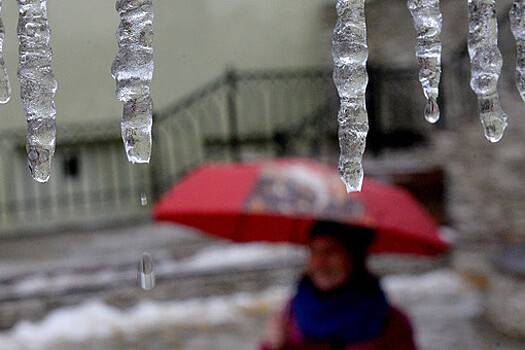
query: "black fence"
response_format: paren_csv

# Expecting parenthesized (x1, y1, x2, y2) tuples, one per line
(0, 62, 470, 236)
(150, 67, 337, 197)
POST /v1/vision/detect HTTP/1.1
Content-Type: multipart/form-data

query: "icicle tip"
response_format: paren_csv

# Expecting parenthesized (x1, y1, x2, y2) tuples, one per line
(424, 97, 440, 124)
(482, 117, 508, 143)
(343, 180, 363, 193)
(27, 145, 53, 183)
(339, 163, 364, 193)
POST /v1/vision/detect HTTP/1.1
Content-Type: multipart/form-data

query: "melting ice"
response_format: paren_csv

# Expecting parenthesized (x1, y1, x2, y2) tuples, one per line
(111, 0, 155, 164)
(17, 0, 58, 183)
(138, 252, 155, 290)
(467, 0, 508, 143)
(140, 192, 147, 206)
(332, 0, 369, 193)
(0, 0, 10, 104)
(510, 1, 525, 103)
(407, 0, 443, 124)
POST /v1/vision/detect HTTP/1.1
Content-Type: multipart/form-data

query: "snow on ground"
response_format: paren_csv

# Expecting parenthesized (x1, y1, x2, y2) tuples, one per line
(0, 243, 305, 299)
(0, 287, 290, 350)
(385, 269, 481, 317)
(1, 232, 521, 350)
(160, 243, 306, 272)
(384, 270, 485, 350)
(0, 270, 483, 350)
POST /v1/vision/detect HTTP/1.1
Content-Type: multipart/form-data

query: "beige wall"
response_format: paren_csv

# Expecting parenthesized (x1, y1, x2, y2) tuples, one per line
(0, 0, 331, 130)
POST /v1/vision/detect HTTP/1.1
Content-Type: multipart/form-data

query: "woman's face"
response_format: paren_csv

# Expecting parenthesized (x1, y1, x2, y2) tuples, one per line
(306, 235, 352, 292)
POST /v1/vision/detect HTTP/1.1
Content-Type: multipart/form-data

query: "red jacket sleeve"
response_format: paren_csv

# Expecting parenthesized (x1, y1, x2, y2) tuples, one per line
(377, 306, 417, 350)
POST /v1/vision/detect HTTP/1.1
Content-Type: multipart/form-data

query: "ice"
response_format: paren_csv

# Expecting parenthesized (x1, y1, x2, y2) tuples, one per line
(111, 0, 154, 164)
(467, 0, 508, 143)
(407, 0, 443, 124)
(332, 0, 369, 192)
(17, 0, 58, 183)
(138, 252, 155, 290)
(0, 0, 10, 104)
(140, 192, 148, 206)
(510, 1, 525, 103)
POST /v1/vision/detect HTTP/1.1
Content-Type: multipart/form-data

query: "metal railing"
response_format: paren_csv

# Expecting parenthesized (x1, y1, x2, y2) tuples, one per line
(151, 67, 335, 198)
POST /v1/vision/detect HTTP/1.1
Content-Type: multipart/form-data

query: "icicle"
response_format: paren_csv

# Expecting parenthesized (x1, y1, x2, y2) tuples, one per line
(138, 252, 155, 290)
(510, 0, 525, 103)
(467, 0, 508, 143)
(0, 0, 10, 104)
(407, 0, 443, 124)
(111, 0, 154, 164)
(17, 0, 58, 183)
(332, 0, 369, 193)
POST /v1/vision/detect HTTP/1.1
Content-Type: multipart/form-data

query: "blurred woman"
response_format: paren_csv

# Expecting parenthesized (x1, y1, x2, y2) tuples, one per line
(260, 220, 416, 350)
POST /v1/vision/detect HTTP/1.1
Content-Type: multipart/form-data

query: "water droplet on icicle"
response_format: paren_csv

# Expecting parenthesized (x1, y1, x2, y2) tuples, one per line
(424, 97, 440, 124)
(138, 252, 155, 290)
(479, 95, 508, 143)
(407, 0, 443, 124)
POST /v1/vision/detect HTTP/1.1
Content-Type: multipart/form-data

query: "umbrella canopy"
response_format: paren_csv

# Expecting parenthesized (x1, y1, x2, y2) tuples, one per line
(154, 158, 449, 256)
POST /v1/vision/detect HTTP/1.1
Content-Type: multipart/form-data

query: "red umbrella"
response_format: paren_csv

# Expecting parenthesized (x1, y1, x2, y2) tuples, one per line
(153, 158, 449, 256)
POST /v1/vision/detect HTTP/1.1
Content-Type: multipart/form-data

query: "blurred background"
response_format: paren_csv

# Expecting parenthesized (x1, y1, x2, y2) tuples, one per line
(0, 0, 524, 349)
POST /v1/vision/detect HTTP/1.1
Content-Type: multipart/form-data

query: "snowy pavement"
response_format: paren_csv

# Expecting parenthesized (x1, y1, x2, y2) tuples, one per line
(0, 270, 523, 350)
(0, 223, 305, 330)
(0, 241, 305, 301)
(0, 223, 523, 349)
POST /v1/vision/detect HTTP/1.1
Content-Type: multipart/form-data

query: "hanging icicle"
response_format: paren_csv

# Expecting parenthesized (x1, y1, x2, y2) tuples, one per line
(17, 0, 58, 183)
(407, 0, 443, 124)
(111, 0, 154, 164)
(510, 0, 525, 103)
(332, 0, 369, 193)
(467, 0, 508, 143)
(0, 0, 10, 104)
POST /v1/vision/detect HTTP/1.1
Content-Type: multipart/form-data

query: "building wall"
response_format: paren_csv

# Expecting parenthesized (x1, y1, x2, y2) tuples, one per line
(0, 0, 331, 130)
(4, 0, 524, 243)
(439, 36, 525, 243)
(362, 0, 525, 243)
(0, 140, 154, 233)
(0, 0, 332, 233)
(0, 67, 333, 235)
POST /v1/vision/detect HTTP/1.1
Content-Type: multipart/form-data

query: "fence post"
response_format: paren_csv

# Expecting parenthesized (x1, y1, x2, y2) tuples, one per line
(226, 69, 242, 162)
